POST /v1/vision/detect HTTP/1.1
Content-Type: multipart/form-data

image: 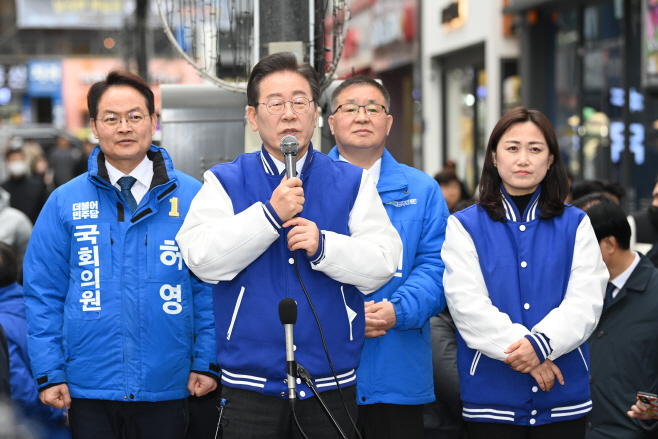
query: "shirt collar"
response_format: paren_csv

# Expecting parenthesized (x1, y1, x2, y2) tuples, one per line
(610, 251, 641, 290)
(260, 143, 314, 176)
(337, 153, 382, 185)
(105, 155, 153, 189)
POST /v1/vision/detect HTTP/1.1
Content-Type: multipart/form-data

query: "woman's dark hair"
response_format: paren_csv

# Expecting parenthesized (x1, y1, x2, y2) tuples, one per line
(572, 193, 631, 249)
(87, 70, 155, 120)
(479, 106, 569, 222)
(247, 52, 319, 111)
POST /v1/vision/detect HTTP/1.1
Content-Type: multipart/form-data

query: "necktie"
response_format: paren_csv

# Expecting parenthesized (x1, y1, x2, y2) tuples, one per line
(118, 176, 138, 214)
(602, 282, 615, 313)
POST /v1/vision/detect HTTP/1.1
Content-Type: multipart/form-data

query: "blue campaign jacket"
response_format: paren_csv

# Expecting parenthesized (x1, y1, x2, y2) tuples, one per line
(210, 149, 367, 399)
(23, 146, 218, 402)
(0, 282, 66, 424)
(328, 147, 448, 406)
(450, 187, 599, 426)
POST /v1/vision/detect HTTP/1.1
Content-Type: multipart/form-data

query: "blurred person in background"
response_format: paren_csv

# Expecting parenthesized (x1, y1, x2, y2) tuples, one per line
(424, 307, 468, 439)
(0, 185, 32, 276)
(48, 136, 80, 188)
(443, 107, 608, 438)
(570, 194, 658, 438)
(32, 156, 55, 197)
(327, 75, 448, 439)
(0, 242, 70, 439)
(435, 171, 464, 214)
(22, 138, 44, 175)
(629, 177, 658, 267)
(570, 180, 625, 206)
(2, 148, 48, 225)
(73, 139, 96, 177)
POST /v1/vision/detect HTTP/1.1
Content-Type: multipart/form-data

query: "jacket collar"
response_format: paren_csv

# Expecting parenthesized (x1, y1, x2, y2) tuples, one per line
(500, 183, 541, 222)
(88, 145, 176, 192)
(608, 256, 657, 310)
(327, 146, 408, 203)
(260, 143, 315, 177)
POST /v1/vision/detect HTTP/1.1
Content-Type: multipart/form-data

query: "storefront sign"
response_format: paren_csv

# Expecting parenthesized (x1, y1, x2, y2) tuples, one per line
(643, 0, 658, 89)
(15, 0, 162, 29)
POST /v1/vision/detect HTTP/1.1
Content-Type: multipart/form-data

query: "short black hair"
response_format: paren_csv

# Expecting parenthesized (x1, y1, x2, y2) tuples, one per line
(572, 193, 631, 249)
(0, 242, 17, 288)
(434, 170, 460, 186)
(5, 148, 25, 160)
(87, 70, 155, 120)
(247, 52, 319, 111)
(330, 75, 391, 113)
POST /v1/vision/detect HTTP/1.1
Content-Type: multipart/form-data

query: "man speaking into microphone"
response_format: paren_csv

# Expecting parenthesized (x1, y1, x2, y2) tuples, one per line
(176, 52, 401, 439)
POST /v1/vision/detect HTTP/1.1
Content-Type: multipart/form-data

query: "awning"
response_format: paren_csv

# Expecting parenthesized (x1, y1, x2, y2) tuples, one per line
(502, 0, 574, 13)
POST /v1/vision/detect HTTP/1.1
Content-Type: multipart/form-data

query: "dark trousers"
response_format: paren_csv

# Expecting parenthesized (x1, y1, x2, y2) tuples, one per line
(68, 398, 188, 439)
(358, 403, 425, 439)
(220, 385, 358, 439)
(185, 385, 223, 439)
(466, 417, 586, 439)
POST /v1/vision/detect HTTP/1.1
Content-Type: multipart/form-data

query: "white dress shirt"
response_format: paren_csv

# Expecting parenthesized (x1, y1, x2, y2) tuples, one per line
(268, 149, 309, 176)
(105, 155, 153, 205)
(338, 154, 382, 185)
(609, 251, 641, 299)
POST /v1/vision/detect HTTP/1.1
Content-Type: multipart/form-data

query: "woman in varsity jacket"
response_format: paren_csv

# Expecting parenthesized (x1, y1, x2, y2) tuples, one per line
(442, 107, 608, 439)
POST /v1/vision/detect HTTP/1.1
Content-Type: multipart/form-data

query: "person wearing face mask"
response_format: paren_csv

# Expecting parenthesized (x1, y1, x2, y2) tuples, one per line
(629, 178, 658, 268)
(2, 149, 48, 225)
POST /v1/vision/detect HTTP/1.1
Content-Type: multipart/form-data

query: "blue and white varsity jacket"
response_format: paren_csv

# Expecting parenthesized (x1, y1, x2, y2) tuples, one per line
(328, 146, 448, 406)
(23, 146, 218, 402)
(443, 186, 608, 426)
(176, 144, 401, 400)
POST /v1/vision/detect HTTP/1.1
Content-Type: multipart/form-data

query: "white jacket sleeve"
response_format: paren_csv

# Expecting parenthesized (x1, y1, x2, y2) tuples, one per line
(312, 170, 402, 295)
(533, 215, 608, 359)
(443, 215, 531, 361)
(176, 170, 280, 284)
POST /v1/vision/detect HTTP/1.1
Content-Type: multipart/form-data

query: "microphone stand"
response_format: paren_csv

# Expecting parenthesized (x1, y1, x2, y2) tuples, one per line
(296, 363, 349, 439)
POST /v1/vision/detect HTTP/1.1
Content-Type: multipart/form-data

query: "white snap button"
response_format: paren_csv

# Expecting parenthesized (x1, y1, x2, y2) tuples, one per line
(520, 225, 526, 231)
(296, 378, 301, 385)
(300, 391, 306, 397)
(293, 345, 296, 351)
(530, 419, 536, 425)
(521, 261, 527, 268)
(532, 386, 538, 392)
(524, 303, 530, 310)
(531, 410, 537, 415)
(288, 258, 294, 264)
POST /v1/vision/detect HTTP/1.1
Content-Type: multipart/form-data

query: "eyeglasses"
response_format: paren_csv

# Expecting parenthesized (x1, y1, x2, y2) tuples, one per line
(99, 111, 148, 130)
(333, 103, 387, 117)
(259, 97, 314, 115)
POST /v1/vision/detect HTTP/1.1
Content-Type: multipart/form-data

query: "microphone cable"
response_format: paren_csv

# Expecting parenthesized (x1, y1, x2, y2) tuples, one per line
(291, 248, 364, 439)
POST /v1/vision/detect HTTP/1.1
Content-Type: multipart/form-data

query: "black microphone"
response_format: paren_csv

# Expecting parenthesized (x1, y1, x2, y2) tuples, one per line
(279, 297, 298, 410)
(280, 135, 299, 179)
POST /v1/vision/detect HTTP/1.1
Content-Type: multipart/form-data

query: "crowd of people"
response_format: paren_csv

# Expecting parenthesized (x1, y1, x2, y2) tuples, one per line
(0, 52, 657, 439)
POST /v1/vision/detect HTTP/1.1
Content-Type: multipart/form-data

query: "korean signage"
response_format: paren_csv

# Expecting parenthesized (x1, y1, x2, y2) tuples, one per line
(643, 0, 658, 89)
(15, 0, 162, 29)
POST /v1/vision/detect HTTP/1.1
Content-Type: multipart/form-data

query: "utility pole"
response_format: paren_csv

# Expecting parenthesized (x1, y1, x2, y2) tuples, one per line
(258, 1, 310, 63)
(136, 0, 149, 81)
